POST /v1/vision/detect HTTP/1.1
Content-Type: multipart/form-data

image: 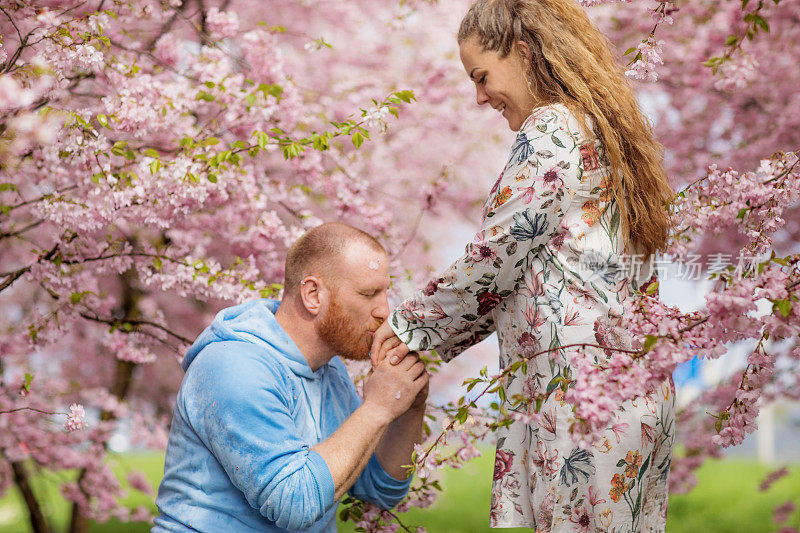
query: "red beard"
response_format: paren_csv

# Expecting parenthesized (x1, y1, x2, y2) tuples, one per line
(317, 295, 376, 361)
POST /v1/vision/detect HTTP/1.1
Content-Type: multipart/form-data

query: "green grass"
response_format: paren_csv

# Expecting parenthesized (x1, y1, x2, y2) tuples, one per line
(0, 451, 797, 532)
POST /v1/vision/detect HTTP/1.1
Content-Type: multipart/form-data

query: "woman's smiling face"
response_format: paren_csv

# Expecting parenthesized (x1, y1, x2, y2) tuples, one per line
(459, 36, 538, 131)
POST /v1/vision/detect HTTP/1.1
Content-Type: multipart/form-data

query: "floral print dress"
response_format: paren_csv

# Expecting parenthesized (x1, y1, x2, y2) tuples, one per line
(390, 104, 675, 532)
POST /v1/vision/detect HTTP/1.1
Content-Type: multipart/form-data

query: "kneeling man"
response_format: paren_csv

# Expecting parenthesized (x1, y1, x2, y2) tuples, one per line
(153, 223, 428, 532)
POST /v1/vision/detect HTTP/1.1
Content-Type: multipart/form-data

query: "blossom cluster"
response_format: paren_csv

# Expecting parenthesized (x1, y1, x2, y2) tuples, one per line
(625, 38, 665, 82)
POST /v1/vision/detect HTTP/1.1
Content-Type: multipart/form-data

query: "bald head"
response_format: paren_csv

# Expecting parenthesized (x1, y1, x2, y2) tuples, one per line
(283, 223, 385, 296)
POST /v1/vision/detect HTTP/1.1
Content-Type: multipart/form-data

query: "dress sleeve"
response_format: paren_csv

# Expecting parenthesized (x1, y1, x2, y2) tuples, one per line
(389, 108, 581, 361)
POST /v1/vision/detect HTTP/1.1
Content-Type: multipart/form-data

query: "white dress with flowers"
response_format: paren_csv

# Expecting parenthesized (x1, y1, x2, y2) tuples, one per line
(389, 104, 675, 532)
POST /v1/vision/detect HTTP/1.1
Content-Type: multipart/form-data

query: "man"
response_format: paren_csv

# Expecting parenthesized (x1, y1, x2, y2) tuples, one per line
(153, 223, 428, 532)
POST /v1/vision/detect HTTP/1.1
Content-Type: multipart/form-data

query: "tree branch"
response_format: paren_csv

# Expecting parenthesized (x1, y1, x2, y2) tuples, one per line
(78, 313, 192, 345)
(0, 245, 59, 293)
(0, 219, 44, 240)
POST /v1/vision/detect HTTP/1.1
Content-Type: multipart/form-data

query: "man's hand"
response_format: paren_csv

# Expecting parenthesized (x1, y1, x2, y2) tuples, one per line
(363, 352, 428, 423)
(370, 321, 411, 368)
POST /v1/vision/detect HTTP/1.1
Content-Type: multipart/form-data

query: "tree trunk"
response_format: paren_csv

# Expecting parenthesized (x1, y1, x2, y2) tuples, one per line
(11, 461, 51, 533)
(68, 500, 89, 533)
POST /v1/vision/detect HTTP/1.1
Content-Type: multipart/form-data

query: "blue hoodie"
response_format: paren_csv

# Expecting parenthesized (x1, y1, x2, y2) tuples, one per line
(153, 299, 411, 533)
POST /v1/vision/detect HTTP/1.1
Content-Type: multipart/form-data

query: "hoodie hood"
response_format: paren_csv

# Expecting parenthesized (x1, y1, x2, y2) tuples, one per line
(182, 299, 316, 379)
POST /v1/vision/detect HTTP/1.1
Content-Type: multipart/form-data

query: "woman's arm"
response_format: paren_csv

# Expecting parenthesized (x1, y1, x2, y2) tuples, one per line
(373, 107, 583, 365)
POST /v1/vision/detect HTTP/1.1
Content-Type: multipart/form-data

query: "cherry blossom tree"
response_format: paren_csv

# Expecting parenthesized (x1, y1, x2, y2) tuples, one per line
(1, 0, 798, 532)
(0, 1, 503, 531)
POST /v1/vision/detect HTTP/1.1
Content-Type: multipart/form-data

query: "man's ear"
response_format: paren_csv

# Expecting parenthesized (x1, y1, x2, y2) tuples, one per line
(299, 276, 324, 316)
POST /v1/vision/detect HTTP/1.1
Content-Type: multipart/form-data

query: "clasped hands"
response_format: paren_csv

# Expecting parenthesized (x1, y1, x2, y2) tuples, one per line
(370, 320, 412, 368)
(364, 321, 427, 414)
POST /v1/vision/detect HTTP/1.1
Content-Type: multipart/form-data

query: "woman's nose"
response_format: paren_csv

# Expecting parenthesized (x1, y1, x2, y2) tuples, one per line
(476, 85, 489, 106)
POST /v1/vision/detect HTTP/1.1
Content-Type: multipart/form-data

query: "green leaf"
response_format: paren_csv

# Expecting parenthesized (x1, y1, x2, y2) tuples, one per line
(642, 335, 658, 352)
(153, 257, 163, 271)
(144, 148, 160, 158)
(204, 81, 215, 89)
(195, 91, 215, 102)
(97, 114, 109, 129)
(255, 131, 270, 149)
(257, 83, 284, 100)
(551, 134, 566, 148)
(149, 159, 162, 175)
(773, 299, 791, 318)
(22, 372, 34, 393)
(69, 292, 83, 304)
(352, 131, 364, 149)
(0, 183, 18, 192)
(207, 173, 218, 184)
(110, 141, 128, 156)
(725, 35, 739, 46)
(645, 281, 659, 295)
(750, 13, 769, 32)
(623, 46, 637, 56)
(395, 89, 416, 103)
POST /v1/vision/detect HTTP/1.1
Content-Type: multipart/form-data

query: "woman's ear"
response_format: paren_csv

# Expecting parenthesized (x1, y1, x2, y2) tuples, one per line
(299, 276, 323, 316)
(516, 40, 532, 64)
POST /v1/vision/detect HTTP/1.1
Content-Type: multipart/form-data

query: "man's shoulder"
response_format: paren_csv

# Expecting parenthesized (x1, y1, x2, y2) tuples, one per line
(184, 340, 293, 392)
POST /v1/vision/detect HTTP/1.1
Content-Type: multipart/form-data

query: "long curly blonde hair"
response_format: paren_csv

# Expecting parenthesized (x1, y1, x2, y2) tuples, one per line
(458, 0, 673, 258)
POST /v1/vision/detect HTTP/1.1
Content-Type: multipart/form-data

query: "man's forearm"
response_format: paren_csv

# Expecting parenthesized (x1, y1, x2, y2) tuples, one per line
(311, 403, 390, 501)
(375, 405, 425, 480)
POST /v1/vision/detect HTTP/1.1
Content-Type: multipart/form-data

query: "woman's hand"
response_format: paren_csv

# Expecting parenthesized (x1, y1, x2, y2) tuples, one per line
(370, 320, 411, 368)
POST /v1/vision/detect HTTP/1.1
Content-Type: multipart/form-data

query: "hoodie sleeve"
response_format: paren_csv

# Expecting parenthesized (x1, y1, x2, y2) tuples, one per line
(181, 341, 335, 530)
(336, 361, 412, 509)
(348, 454, 412, 509)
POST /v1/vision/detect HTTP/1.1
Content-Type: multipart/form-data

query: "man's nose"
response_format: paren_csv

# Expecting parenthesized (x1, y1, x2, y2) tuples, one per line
(374, 296, 390, 322)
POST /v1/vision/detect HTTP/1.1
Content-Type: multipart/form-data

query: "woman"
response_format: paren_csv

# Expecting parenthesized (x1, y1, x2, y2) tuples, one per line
(371, 0, 676, 531)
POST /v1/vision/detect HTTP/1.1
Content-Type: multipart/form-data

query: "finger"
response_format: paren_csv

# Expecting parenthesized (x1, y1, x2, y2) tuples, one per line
(376, 337, 400, 365)
(413, 372, 430, 391)
(398, 351, 420, 370)
(408, 361, 426, 379)
(380, 337, 402, 357)
(387, 343, 410, 365)
(375, 338, 401, 369)
(370, 322, 396, 365)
